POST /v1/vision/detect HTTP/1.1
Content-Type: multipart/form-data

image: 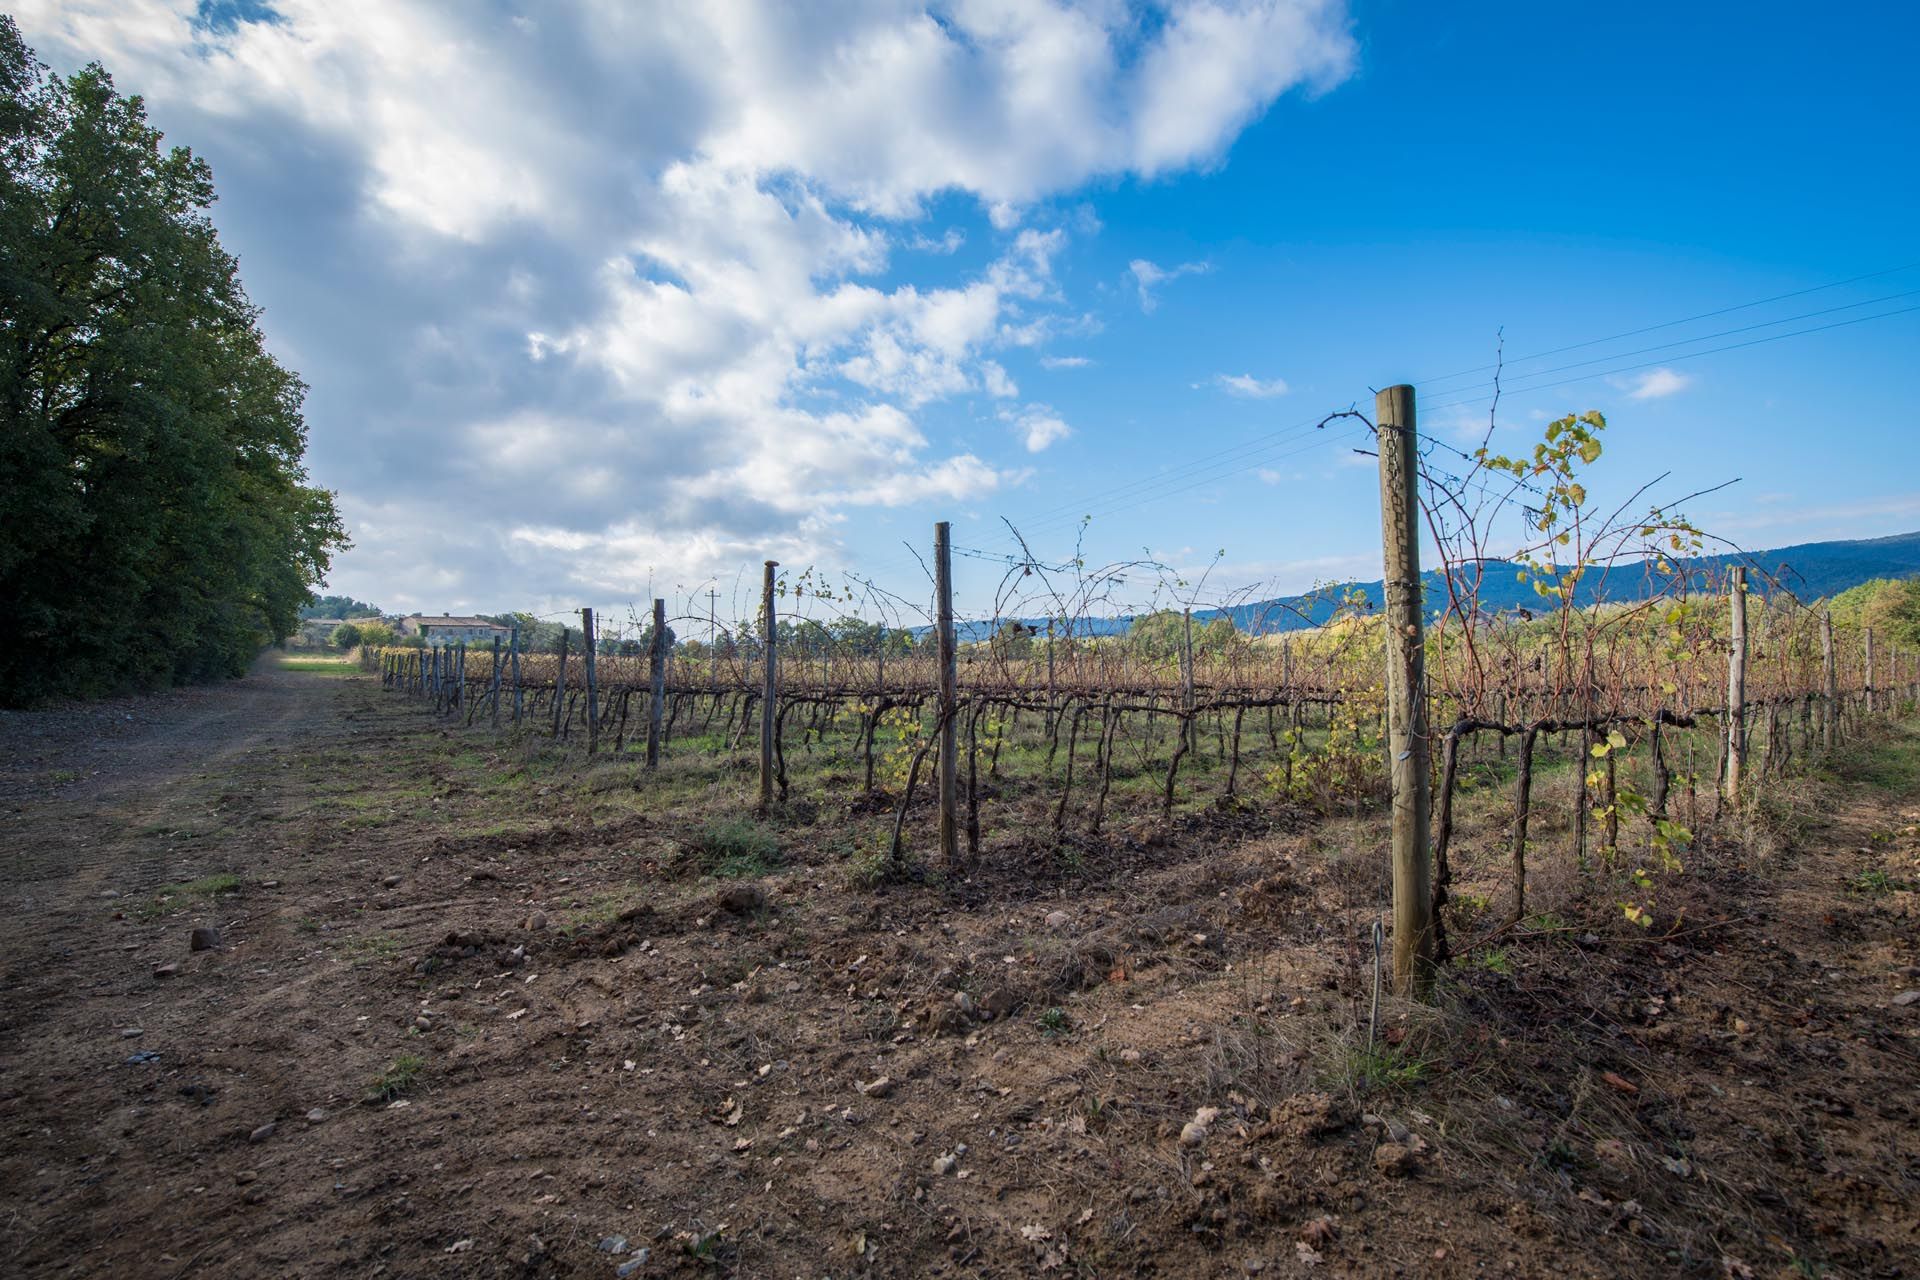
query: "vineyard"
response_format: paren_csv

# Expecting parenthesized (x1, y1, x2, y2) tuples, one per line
(368, 393, 1919, 982)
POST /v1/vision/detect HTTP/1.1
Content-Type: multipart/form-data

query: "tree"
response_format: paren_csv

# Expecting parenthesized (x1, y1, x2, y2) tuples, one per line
(0, 21, 347, 705)
(330, 622, 364, 649)
(1828, 577, 1920, 648)
(303, 594, 381, 620)
(356, 621, 395, 648)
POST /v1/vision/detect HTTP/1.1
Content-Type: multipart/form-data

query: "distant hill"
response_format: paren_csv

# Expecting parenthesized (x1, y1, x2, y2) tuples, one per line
(953, 530, 1920, 641)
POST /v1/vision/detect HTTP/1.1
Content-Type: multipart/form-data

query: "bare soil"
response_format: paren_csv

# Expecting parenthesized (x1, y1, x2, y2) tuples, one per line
(1, 662, 1915, 1278)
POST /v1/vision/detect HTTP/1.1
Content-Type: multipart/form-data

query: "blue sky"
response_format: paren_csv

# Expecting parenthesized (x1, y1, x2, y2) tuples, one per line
(17, 1, 1918, 635)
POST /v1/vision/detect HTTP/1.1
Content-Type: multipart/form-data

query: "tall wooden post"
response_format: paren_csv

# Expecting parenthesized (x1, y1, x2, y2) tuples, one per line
(647, 597, 667, 768)
(1864, 627, 1876, 714)
(1045, 618, 1056, 735)
(1375, 384, 1433, 1000)
(1181, 607, 1196, 752)
(760, 561, 778, 811)
(581, 609, 599, 754)
(708, 589, 720, 691)
(553, 627, 568, 738)
(1821, 610, 1836, 748)
(510, 627, 523, 724)
(1723, 568, 1748, 801)
(489, 635, 503, 728)
(934, 522, 960, 867)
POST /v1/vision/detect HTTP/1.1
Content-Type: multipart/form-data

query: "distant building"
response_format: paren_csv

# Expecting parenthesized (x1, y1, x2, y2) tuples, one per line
(395, 614, 512, 647)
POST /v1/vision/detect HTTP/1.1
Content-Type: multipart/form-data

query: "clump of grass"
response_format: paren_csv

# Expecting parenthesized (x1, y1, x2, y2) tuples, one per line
(684, 817, 780, 878)
(1036, 1006, 1070, 1036)
(1847, 868, 1901, 896)
(1466, 946, 1515, 975)
(136, 871, 242, 920)
(1332, 1041, 1429, 1093)
(365, 1053, 426, 1103)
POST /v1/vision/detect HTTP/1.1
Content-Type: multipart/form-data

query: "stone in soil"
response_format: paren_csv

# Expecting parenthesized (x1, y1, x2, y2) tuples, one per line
(248, 1122, 277, 1144)
(189, 927, 221, 951)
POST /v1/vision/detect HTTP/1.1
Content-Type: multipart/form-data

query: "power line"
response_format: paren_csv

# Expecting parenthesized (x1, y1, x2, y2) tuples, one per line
(1422, 301, 1920, 413)
(1410, 260, 1920, 389)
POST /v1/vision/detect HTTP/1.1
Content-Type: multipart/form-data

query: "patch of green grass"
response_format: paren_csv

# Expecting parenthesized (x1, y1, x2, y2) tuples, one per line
(365, 1053, 426, 1103)
(1332, 1042, 1429, 1092)
(137, 872, 241, 919)
(1847, 868, 1902, 896)
(1466, 946, 1514, 975)
(276, 656, 357, 676)
(343, 932, 402, 963)
(682, 817, 781, 878)
(1036, 1006, 1070, 1036)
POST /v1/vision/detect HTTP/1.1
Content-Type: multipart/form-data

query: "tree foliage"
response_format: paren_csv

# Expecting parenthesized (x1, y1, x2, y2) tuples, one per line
(303, 594, 381, 620)
(0, 20, 346, 705)
(1827, 576, 1920, 647)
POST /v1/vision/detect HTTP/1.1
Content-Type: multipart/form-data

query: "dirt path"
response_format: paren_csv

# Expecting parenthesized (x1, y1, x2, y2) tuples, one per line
(0, 667, 1914, 1278)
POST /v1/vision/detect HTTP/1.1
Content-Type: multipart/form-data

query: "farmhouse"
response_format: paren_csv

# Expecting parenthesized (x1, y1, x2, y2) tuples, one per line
(395, 614, 511, 646)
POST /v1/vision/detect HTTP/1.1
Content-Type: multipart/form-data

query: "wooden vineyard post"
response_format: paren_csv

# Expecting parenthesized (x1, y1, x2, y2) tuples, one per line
(1821, 609, 1837, 749)
(935, 521, 960, 867)
(709, 589, 720, 692)
(553, 626, 569, 738)
(1181, 607, 1196, 753)
(647, 597, 667, 768)
(1864, 627, 1876, 715)
(1723, 567, 1748, 803)
(489, 635, 503, 728)
(581, 608, 599, 754)
(760, 560, 778, 812)
(1375, 384, 1434, 1000)
(510, 627, 523, 724)
(1045, 619, 1056, 736)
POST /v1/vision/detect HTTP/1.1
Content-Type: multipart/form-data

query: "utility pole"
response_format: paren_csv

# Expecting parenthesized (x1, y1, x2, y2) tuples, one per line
(1375, 384, 1433, 1001)
(935, 522, 960, 867)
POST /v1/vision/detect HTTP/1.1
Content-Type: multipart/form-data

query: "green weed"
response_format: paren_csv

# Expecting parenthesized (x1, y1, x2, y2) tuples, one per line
(365, 1053, 426, 1103)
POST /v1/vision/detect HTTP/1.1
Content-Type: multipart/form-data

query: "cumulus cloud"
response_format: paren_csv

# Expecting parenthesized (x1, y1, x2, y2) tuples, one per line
(1211, 372, 1290, 398)
(1128, 257, 1212, 312)
(13, 0, 1354, 609)
(1002, 405, 1075, 453)
(1617, 367, 1693, 400)
(1041, 355, 1094, 369)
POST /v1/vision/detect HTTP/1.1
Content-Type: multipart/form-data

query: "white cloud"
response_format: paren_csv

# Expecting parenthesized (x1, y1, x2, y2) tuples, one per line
(1212, 372, 1289, 398)
(1041, 355, 1093, 369)
(1128, 257, 1212, 312)
(12, 0, 1355, 607)
(1002, 404, 1075, 453)
(1617, 367, 1693, 400)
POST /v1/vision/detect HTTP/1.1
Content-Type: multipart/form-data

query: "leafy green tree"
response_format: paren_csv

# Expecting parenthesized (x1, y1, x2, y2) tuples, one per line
(1828, 577, 1920, 647)
(0, 21, 346, 704)
(1127, 610, 1187, 660)
(356, 621, 395, 648)
(330, 622, 364, 649)
(303, 594, 381, 620)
